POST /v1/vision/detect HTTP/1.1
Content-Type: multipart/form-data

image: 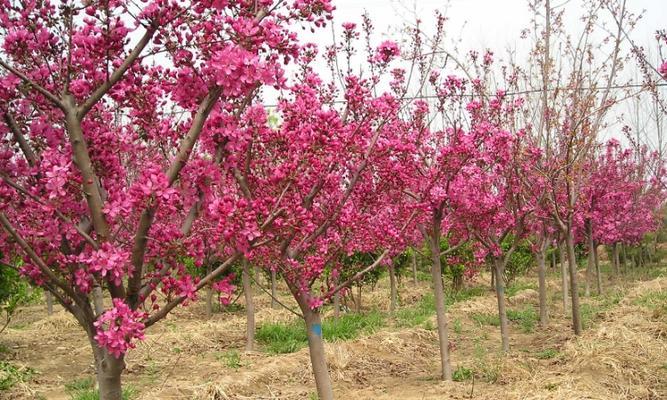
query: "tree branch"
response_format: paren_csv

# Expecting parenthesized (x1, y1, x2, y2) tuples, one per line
(143, 252, 241, 327)
(0, 213, 78, 300)
(2, 111, 37, 166)
(0, 59, 65, 110)
(78, 26, 157, 119)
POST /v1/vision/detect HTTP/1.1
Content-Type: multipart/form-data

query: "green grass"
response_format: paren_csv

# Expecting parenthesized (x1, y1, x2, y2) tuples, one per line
(446, 285, 487, 305)
(215, 349, 242, 369)
(323, 310, 384, 340)
(633, 289, 667, 310)
(256, 320, 307, 354)
(452, 365, 473, 381)
(580, 289, 625, 329)
(506, 281, 538, 297)
(580, 303, 600, 330)
(471, 312, 500, 327)
(65, 378, 95, 392)
(535, 348, 559, 359)
(394, 285, 486, 329)
(0, 361, 33, 390)
(507, 306, 537, 333)
(65, 377, 137, 400)
(470, 306, 537, 333)
(395, 293, 435, 328)
(256, 311, 385, 354)
(453, 318, 463, 334)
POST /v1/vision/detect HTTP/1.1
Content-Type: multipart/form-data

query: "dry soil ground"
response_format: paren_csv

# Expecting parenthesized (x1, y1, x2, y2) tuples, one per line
(1, 265, 666, 400)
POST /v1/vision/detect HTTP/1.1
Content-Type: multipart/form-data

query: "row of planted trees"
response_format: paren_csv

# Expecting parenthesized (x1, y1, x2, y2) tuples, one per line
(0, 0, 665, 399)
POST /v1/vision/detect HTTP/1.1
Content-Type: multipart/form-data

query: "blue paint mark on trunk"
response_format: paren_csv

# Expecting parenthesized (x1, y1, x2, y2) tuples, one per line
(311, 323, 322, 337)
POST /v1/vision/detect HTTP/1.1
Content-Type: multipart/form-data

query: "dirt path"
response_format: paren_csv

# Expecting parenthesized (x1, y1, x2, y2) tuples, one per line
(2, 270, 666, 399)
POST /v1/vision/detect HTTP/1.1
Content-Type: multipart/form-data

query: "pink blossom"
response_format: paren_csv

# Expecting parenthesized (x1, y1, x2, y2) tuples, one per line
(660, 61, 667, 78)
(94, 299, 146, 358)
(374, 40, 400, 63)
(212, 275, 236, 305)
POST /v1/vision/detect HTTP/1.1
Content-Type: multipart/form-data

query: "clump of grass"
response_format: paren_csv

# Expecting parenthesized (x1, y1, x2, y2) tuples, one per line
(453, 318, 463, 334)
(472, 341, 500, 383)
(323, 310, 384, 340)
(0, 361, 33, 390)
(506, 281, 538, 297)
(257, 311, 385, 354)
(256, 321, 307, 354)
(64, 377, 95, 393)
(633, 289, 667, 310)
(394, 286, 485, 329)
(471, 312, 500, 327)
(535, 348, 559, 359)
(580, 303, 600, 330)
(215, 349, 242, 369)
(507, 306, 537, 333)
(579, 290, 624, 329)
(452, 366, 473, 381)
(447, 285, 486, 305)
(395, 293, 435, 328)
(65, 377, 137, 400)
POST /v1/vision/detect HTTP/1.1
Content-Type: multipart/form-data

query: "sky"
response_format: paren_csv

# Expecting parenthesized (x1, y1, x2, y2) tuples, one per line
(317, 0, 666, 51)
(292, 0, 667, 150)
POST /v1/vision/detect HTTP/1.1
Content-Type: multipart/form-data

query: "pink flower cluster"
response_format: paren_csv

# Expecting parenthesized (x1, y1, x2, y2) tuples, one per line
(94, 299, 146, 358)
(374, 40, 400, 63)
(80, 243, 132, 287)
(209, 44, 279, 97)
(19, 263, 45, 285)
(212, 275, 236, 305)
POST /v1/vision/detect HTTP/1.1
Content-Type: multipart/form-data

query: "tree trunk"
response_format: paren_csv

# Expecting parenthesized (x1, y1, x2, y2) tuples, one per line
(493, 257, 510, 352)
(271, 269, 278, 309)
(93, 285, 105, 316)
(411, 250, 418, 286)
(427, 225, 452, 381)
(594, 242, 602, 295)
(303, 308, 334, 400)
(242, 259, 255, 351)
(389, 262, 398, 313)
(585, 222, 594, 297)
(490, 265, 495, 290)
(205, 263, 213, 318)
(559, 242, 569, 314)
(621, 244, 628, 272)
(536, 249, 548, 327)
(565, 231, 582, 335)
(452, 273, 463, 292)
(45, 291, 54, 316)
(612, 243, 620, 275)
(356, 285, 362, 313)
(333, 291, 340, 320)
(93, 343, 125, 400)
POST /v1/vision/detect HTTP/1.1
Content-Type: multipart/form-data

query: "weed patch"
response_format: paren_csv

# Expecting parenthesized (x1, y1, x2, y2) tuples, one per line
(64, 377, 137, 400)
(0, 361, 33, 390)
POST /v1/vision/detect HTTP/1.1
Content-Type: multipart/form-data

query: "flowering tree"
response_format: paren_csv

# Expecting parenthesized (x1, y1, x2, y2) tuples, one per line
(521, 0, 637, 335)
(452, 92, 538, 352)
(583, 139, 664, 282)
(0, 1, 335, 399)
(205, 19, 416, 397)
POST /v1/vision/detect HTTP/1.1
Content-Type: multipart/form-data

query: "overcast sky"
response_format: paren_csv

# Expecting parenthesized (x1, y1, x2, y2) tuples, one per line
(319, 0, 666, 51)
(293, 0, 667, 149)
